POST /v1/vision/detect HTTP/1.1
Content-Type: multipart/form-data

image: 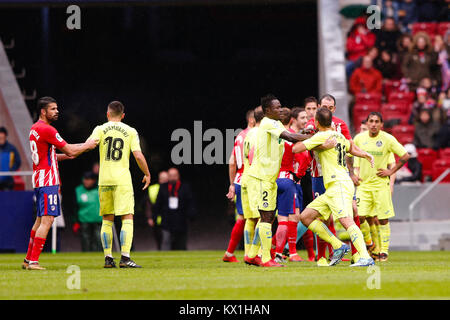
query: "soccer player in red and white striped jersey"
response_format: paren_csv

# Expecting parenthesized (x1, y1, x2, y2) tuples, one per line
(223, 109, 255, 262)
(23, 97, 98, 270)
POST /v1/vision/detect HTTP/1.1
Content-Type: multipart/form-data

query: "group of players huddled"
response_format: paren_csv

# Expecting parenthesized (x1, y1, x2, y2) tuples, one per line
(223, 94, 410, 267)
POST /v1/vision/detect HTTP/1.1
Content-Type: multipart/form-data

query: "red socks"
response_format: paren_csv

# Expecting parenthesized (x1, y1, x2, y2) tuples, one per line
(30, 237, 46, 262)
(275, 221, 289, 254)
(226, 218, 245, 254)
(303, 229, 315, 260)
(25, 230, 36, 261)
(287, 221, 298, 256)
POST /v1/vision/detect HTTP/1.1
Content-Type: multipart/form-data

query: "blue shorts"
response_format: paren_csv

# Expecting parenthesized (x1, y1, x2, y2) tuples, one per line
(276, 178, 296, 216)
(34, 185, 61, 217)
(311, 176, 326, 199)
(295, 183, 303, 211)
(234, 183, 243, 215)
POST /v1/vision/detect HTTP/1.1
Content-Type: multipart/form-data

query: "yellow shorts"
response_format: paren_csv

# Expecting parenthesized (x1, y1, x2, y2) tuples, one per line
(99, 185, 135, 216)
(241, 178, 260, 219)
(245, 175, 277, 213)
(307, 180, 355, 221)
(356, 185, 395, 220)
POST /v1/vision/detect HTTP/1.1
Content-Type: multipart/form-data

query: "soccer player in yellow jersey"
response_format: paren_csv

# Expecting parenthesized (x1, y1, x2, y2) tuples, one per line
(353, 112, 409, 262)
(89, 101, 151, 268)
(244, 94, 315, 267)
(293, 107, 376, 267)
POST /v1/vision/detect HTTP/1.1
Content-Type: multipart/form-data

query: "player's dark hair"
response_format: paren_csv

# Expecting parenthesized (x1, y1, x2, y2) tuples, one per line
(245, 109, 255, 124)
(37, 96, 57, 112)
(260, 94, 278, 112)
(291, 107, 305, 119)
(0, 126, 7, 136)
(367, 111, 383, 122)
(319, 94, 336, 106)
(108, 101, 125, 117)
(253, 106, 264, 123)
(361, 119, 367, 124)
(303, 96, 318, 106)
(280, 107, 291, 125)
(315, 107, 333, 128)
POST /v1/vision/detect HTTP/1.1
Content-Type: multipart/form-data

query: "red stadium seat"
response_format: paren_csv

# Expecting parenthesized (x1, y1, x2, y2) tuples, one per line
(437, 22, 450, 36)
(353, 103, 380, 129)
(432, 159, 450, 183)
(417, 148, 438, 180)
(391, 125, 415, 145)
(355, 92, 382, 105)
(388, 91, 415, 104)
(353, 114, 369, 131)
(381, 102, 411, 114)
(13, 175, 25, 191)
(383, 80, 401, 98)
(412, 22, 438, 36)
(439, 148, 450, 161)
(382, 110, 410, 125)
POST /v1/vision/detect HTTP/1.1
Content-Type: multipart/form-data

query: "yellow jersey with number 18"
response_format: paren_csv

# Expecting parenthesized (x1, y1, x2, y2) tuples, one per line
(89, 121, 141, 187)
(303, 130, 351, 189)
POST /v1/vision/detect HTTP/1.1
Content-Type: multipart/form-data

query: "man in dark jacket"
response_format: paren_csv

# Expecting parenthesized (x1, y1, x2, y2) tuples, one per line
(153, 167, 196, 250)
(395, 144, 423, 183)
(0, 127, 21, 190)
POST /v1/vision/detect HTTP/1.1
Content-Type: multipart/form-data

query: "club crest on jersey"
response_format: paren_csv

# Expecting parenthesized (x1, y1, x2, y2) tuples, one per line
(376, 141, 383, 147)
(262, 202, 269, 208)
(55, 133, 63, 142)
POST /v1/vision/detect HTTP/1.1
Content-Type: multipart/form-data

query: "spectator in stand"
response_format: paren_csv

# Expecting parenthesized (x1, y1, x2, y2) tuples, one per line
(411, 87, 437, 123)
(395, 143, 422, 183)
(413, 108, 441, 149)
(434, 33, 450, 92)
(435, 116, 450, 149)
(0, 127, 21, 191)
(349, 55, 383, 94)
(375, 17, 403, 54)
(346, 16, 376, 78)
(402, 32, 440, 91)
(398, 0, 418, 33)
(378, 0, 401, 24)
(375, 49, 398, 79)
(437, 87, 450, 118)
(396, 33, 413, 68)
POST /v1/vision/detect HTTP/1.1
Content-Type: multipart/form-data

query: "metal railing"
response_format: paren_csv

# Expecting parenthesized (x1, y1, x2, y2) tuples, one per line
(409, 168, 450, 251)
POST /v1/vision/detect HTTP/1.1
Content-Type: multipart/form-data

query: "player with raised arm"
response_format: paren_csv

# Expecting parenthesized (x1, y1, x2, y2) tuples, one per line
(223, 109, 255, 263)
(244, 94, 320, 267)
(353, 112, 409, 261)
(293, 107, 375, 267)
(89, 101, 151, 268)
(24, 97, 98, 270)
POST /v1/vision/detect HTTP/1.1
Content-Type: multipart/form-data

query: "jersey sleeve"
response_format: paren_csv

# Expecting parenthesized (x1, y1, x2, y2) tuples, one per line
(388, 152, 395, 164)
(44, 126, 67, 149)
(303, 132, 327, 150)
(265, 120, 284, 139)
(130, 129, 142, 152)
(388, 135, 407, 157)
(88, 125, 102, 141)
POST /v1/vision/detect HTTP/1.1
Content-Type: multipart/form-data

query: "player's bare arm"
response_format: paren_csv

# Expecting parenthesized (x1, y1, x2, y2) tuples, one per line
(348, 143, 374, 168)
(132, 150, 151, 190)
(377, 152, 410, 178)
(346, 156, 362, 186)
(280, 130, 313, 144)
(226, 152, 236, 200)
(56, 154, 74, 161)
(59, 139, 99, 158)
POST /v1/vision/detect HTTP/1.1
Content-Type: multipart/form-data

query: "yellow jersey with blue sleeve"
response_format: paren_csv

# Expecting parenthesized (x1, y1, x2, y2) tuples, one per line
(353, 130, 406, 191)
(247, 117, 285, 183)
(303, 130, 351, 189)
(89, 121, 141, 187)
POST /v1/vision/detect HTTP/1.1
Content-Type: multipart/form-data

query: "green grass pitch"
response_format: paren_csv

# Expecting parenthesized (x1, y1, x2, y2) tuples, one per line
(0, 250, 449, 300)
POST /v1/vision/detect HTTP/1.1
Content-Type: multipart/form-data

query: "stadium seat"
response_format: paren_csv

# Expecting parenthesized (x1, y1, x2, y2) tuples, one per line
(13, 175, 25, 191)
(437, 22, 450, 36)
(383, 80, 401, 99)
(439, 148, 450, 161)
(432, 159, 450, 183)
(355, 92, 382, 105)
(382, 110, 410, 125)
(388, 91, 415, 104)
(417, 148, 438, 180)
(391, 125, 415, 145)
(353, 114, 368, 130)
(412, 22, 438, 36)
(381, 102, 411, 114)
